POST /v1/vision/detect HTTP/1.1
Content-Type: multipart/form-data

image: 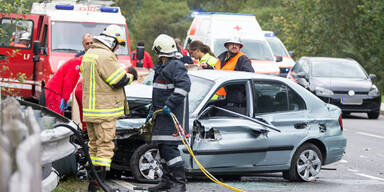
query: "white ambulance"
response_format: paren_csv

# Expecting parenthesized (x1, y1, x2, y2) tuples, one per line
(185, 12, 280, 75)
(263, 31, 295, 77)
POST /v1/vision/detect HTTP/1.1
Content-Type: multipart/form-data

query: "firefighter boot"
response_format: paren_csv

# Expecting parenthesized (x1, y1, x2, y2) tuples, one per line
(148, 165, 172, 192)
(87, 166, 101, 192)
(168, 167, 187, 192)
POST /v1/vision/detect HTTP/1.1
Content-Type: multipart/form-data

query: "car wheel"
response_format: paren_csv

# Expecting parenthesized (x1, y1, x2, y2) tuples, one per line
(130, 144, 162, 183)
(367, 111, 379, 119)
(283, 143, 322, 182)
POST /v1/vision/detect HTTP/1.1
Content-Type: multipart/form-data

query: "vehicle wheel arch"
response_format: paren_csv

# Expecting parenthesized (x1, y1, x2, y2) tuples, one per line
(303, 139, 326, 164)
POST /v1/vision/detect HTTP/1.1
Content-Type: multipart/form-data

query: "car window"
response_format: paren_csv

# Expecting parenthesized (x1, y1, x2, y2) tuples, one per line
(203, 82, 248, 117)
(291, 61, 303, 73)
(0, 18, 33, 49)
(311, 60, 367, 79)
(253, 81, 306, 114)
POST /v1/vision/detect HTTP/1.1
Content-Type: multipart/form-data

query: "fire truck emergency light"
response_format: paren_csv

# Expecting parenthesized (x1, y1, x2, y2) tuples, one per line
(55, 5, 74, 10)
(100, 7, 119, 13)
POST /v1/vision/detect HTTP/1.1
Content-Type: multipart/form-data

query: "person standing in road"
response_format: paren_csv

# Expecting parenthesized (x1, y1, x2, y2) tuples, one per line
(81, 25, 136, 192)
(146, 34, 191, 192)
(131, 40, 154, 69)
(216, 36, 254, 72)
(188, 40, 219, 69)
(75, 33, 93, 57)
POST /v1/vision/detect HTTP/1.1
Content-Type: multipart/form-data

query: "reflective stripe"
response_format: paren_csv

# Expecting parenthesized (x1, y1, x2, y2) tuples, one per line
(152, 135, 181, 141)
(91, 156, 111, 167)
(127, 73, 133, 85)
(153, 83, 174, 89)
(89, 63, 96, 109)
(167, 156, 183, 166)
(84, 107, 124, 117)
(106, 68, 126, 86)
(174, 88, 188, 96)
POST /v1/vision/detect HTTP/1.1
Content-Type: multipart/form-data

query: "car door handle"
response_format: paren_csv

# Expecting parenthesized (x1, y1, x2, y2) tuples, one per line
(294, 122, 308, 129)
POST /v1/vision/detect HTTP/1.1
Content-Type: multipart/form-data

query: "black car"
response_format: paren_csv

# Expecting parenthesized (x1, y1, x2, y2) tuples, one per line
(287, 57, 381, 119)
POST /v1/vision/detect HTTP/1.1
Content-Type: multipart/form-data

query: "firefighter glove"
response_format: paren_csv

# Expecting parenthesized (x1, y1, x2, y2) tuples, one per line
(145, 111, 153, 123)
(162, 105, 171, 116)
(128, 67, 138, 81)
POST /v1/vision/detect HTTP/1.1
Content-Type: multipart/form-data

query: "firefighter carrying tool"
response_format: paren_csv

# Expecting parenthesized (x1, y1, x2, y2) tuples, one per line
(81, 24, 136, 192)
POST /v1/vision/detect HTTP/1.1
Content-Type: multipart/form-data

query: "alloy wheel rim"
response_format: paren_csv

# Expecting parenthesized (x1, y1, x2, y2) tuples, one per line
(139, 148, 163, 180)
(296, 149, 321, 181)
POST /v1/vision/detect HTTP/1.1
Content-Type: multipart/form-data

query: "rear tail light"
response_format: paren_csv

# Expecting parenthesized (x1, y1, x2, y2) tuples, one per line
(338, 114, 343, 131)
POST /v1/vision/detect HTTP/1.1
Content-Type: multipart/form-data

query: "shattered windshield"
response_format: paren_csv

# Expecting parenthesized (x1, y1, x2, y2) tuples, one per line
(51, 21, 129, 56)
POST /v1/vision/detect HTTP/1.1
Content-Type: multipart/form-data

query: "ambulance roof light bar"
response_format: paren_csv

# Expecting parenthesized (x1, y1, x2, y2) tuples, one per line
(55, 5, 74, 10)
(100, 7, 119, 13)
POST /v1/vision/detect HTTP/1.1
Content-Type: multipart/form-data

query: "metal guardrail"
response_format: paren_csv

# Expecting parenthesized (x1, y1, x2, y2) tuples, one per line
(0, 97, 76, 192)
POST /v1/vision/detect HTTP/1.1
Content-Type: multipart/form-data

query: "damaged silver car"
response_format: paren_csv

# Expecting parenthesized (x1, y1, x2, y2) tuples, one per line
(111, 70, 347, 183)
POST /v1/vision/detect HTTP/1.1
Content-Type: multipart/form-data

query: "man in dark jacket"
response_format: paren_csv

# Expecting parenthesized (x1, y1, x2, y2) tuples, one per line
(146, 34, 191, 192)
(216, 36, 255, 72)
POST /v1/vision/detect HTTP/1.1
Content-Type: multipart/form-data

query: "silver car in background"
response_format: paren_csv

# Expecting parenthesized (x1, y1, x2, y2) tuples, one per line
(114, 70, 346, 182)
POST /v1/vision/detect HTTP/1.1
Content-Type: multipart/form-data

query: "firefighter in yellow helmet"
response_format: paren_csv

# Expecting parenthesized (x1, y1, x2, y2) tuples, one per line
(81, 24, 137, 192)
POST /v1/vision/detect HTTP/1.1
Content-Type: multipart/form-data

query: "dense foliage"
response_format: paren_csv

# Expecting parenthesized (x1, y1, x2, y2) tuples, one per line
(1, 0, 383, 92)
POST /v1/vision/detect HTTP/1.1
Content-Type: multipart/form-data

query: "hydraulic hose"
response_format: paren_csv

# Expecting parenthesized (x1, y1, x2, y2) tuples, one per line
(54, 123, 117, 192)
(150, 110, 246, 192)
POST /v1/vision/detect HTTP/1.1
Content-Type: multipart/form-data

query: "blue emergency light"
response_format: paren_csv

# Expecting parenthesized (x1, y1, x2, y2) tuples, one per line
(100, 7, 119, 13)
(264, 32, 275, 37)
(55, 5, 74, 10)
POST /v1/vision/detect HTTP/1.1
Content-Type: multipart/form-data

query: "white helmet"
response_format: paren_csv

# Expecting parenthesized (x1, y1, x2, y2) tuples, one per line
(20, 32, 31, 41)
(152, 34, 178, 57)
(101, 24, 126, 46)
(224, 36, 243, 48)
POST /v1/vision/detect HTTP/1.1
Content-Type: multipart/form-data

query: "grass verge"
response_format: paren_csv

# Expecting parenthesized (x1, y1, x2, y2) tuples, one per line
(52, 177, 88, 192)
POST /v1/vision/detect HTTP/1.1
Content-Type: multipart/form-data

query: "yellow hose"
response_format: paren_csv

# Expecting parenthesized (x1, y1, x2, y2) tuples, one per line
(163, 111, 246, 192)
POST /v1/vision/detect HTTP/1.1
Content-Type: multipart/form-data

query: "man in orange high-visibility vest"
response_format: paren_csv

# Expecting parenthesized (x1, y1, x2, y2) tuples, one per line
(215, 36, 254, 96)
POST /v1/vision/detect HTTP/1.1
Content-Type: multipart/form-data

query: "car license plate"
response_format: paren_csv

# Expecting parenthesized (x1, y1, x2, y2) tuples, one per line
(341, 97, 362, 105)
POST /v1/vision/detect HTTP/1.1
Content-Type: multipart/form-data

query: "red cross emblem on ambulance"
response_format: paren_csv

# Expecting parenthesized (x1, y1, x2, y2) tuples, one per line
(233, 25, 242, 31)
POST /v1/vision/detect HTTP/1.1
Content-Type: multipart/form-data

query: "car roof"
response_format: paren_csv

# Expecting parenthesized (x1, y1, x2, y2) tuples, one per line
(300, 56, 356, 63)
(188, 70, 287, 82)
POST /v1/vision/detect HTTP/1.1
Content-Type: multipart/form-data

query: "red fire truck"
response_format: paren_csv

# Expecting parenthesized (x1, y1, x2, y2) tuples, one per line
(0, 1, 132, 102)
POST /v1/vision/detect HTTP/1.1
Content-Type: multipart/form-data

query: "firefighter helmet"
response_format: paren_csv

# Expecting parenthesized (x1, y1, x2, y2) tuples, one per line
(152, 34, 178, 58)
(224, 36, 243, 48)
(20, 32, 31, 41)
(101, 25, 126, 46)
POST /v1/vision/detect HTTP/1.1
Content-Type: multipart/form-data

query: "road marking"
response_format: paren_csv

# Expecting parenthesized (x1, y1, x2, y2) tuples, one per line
(347, 168, 358, 172)
(355, 131, 384, 139)
(354, 173, 384, 182)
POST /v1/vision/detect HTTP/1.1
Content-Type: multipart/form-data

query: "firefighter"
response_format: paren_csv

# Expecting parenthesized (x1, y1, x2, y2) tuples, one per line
(188, 40, 219, 69)
(81, 24, 136, 192)
(216, 36, 254, 72)
(44, 56, 82, 115)
(146, 34, 191, 192)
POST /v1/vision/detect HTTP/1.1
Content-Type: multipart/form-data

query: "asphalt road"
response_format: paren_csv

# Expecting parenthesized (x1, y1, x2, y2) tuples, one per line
(109, 113, 384, 192)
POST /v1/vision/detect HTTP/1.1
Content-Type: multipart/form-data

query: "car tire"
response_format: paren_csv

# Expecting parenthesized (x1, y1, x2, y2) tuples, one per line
(367, 111, 379, 119)
(283, 143, 322, 182)
(130, 144, 162, 183)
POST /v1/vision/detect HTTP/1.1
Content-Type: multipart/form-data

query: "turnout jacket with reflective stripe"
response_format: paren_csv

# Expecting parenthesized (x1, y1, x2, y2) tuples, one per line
(81, 41, 132, 122)
(151, 58, 191, 144)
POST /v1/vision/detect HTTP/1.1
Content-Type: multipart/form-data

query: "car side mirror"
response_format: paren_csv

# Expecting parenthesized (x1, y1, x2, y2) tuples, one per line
(288, 51, 295, 58)
(368, 74, 376, 81)
(275, 56, 283, 62)
(296, 71, 307, 79)
(33, 40, 41, 55)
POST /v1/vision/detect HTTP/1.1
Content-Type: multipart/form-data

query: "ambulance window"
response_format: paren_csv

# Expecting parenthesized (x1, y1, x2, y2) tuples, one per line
(0, 18, 33, 49)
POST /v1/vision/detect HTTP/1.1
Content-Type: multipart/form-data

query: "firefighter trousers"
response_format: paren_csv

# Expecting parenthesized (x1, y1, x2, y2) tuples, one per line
(86, 120, 116, 167)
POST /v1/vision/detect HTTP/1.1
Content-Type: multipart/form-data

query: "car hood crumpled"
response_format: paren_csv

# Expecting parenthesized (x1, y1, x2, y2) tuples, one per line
(311, 77, 372, 92)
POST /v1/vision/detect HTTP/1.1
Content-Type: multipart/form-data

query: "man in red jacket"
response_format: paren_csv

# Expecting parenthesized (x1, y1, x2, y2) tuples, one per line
(131, 41, 154, 69)
(45, 57, 82, 115)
